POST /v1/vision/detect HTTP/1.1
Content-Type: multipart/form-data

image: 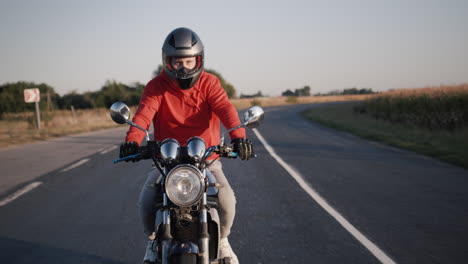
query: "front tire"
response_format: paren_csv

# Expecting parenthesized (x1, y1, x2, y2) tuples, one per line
(169, 253, 197, 264)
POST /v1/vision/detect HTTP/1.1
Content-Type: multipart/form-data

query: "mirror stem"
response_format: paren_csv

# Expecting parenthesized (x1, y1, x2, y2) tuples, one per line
(220, 121, 249, 145)
(126, 120, 150, 141)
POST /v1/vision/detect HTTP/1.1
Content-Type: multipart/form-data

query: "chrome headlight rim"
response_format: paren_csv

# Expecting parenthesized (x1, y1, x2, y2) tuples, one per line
(160, 138, 180, 162)
(165, 165, 204, 207)
(186, 136, 206, 161)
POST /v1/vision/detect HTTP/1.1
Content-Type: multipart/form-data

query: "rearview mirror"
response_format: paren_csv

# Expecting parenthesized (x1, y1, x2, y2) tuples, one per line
(109, 102, 150, 141)
(243, 106, 264, 128)
(110, 102, 131, 124)
(220, 106, 265, 145)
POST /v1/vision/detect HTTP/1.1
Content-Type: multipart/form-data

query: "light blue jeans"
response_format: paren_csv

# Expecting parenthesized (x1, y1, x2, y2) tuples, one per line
(138, 160, 236, 238)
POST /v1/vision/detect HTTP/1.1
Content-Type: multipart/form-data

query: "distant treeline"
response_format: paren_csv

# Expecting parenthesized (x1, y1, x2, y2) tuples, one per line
(0, 68, 236, 118)
(315, 87, 375, 96)
(280, 86, 374, 97)
(0, 80, 144, 118)
(240, 91, 264, 98)
(282, 86, 311, 97)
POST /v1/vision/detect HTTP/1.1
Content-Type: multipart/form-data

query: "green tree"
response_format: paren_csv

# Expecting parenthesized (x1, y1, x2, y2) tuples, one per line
(152, 65, 164, 78)
(128, 82, 145, 105)
(97, 80, 129, 108)
(93, 80, 145, 108)
(60, 91, 93, 109)
(204, 69, 237, 99)
(282, 89, 295, 96)
(283, 85, 311, 97)
(302, 85, 311, 96)
(240, 91, 264, 98)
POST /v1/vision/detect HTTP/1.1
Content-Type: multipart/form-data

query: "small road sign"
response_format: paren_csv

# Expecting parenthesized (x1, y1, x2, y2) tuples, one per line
(23, 88, 41, 129)
(24, 88, 40, 103)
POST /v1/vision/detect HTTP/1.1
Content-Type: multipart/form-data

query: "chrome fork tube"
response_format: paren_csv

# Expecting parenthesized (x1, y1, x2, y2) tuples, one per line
(161, 194, 172, 264)
(198, 193, 209, 264)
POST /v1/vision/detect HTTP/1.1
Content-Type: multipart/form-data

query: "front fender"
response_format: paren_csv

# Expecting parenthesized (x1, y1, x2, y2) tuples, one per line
(170, 241, 199, 255)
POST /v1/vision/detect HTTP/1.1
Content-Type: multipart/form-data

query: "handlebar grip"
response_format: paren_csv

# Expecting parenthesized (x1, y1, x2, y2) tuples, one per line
(113, 153, 143, 163)
(226, 152, 257, 159)
(227, 152, 238, 158)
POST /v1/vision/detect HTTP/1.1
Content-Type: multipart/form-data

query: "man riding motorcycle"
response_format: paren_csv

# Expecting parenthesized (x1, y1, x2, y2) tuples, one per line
(120, 27, 254, 264)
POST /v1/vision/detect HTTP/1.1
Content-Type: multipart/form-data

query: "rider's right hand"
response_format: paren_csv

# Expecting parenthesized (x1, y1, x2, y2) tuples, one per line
(232, 138, 254, 160)
(119, 141, 140, 162)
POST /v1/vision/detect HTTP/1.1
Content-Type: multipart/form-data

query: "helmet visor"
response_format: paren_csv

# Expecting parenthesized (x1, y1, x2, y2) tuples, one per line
(165, 56, 202, 79)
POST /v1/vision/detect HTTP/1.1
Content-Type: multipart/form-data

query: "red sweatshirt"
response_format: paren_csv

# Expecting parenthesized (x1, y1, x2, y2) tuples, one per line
(125, 70, 246, 149)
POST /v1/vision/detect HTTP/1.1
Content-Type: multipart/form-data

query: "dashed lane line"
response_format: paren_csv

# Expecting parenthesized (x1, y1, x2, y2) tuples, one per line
(60, 158, 90, 173)
(1, 157, 92, 207)
(100, 145, 118, 155)
(0, 182, 43, 207)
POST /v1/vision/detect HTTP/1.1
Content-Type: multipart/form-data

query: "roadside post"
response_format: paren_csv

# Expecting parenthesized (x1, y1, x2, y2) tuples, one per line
(24, 88, 41, 130)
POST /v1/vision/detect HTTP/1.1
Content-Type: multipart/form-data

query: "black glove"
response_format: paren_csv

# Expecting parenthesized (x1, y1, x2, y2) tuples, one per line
(119, 141, 140, 162)
(232, 138, 254, 160)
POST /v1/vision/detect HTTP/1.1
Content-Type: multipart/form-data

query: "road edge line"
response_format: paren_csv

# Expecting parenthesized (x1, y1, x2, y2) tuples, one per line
(252, 128, 397, 264)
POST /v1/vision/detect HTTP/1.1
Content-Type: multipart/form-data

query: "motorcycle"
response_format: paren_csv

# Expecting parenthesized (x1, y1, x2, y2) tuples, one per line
(109, 102, 264, 264)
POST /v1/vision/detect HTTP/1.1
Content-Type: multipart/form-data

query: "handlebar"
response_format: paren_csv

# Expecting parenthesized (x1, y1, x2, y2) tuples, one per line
(113, 143, 240, 164)
(113, 153, 143, 163)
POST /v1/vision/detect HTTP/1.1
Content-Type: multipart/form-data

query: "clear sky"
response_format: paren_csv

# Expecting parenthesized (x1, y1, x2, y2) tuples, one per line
(1, 0, 467, 96)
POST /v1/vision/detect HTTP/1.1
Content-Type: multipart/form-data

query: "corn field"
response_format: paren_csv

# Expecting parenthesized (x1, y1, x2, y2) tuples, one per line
(354, 84, 468, 130)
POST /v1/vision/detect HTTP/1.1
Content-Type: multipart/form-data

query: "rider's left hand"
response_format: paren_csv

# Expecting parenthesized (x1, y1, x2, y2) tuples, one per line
(232, 138, 254, 160)
(119, 141, 140, 162)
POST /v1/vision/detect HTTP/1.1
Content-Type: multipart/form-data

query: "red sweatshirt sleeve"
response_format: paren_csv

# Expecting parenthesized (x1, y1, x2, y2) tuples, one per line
(206, 76, 246, 140)
(125, 80, 161, 145)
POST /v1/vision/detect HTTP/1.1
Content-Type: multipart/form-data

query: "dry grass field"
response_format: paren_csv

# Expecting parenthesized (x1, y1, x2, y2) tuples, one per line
(0, 95, 369, 148)
(0, 108, 133, 148)
(230, 94, 371, 109)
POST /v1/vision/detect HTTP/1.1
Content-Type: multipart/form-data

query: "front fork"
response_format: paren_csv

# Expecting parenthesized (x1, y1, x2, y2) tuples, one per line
(159, 193, 211, 264)
(161, 194, 172, 264)
(199, 193, 209, 264)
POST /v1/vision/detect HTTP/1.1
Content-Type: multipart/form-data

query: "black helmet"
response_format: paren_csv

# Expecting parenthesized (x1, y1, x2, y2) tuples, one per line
(162, 27, 204, 89)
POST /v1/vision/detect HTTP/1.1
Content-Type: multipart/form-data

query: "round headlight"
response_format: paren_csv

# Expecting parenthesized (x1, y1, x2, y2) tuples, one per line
(165, 165, 204, 207)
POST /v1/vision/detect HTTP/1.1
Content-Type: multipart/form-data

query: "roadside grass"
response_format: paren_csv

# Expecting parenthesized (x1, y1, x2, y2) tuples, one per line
(0, 108, 126, 148)
(303, 102, 468, 169)
(1, 95, 369, 148)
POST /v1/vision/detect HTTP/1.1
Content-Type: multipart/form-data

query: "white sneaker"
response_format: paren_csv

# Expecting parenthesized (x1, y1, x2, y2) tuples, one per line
(219, 237, 239, 264)
(143, 239, 158, 264)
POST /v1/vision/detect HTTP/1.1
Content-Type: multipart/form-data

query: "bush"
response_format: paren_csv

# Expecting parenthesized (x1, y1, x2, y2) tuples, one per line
(286, 96, 298, 104)
(250, 99, 262, 106)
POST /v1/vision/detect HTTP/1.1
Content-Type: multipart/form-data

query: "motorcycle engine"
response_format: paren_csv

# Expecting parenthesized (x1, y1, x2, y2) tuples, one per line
(174, 212, 198, 241)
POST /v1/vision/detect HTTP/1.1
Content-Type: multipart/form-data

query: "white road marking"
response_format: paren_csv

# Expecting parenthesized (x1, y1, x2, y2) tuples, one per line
(0, 182, 43, 207)
(252, 129, 397, 264)
(100, 145, 118, 155)
(60, 158, 90, 173)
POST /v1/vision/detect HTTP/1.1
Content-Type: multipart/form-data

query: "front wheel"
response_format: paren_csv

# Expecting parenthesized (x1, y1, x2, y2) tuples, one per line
(169, 253, 197, 264)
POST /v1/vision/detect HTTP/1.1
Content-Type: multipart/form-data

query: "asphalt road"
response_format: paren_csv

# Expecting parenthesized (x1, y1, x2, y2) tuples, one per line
(1, 103, 467, 263)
